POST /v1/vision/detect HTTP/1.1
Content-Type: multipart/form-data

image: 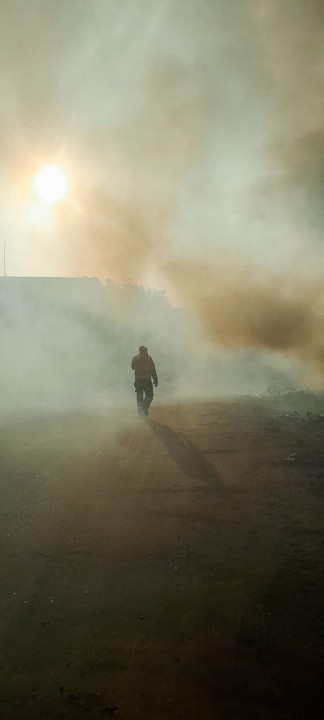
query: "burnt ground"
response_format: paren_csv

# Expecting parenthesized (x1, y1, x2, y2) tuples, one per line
(0, 399, 323, 719)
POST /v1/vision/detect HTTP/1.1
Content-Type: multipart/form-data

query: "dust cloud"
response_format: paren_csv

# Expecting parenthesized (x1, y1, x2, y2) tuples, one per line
(0, 0, 323, 404)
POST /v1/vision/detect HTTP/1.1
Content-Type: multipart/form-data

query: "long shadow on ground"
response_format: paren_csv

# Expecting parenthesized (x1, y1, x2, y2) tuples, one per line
(148, 420, 226, 493)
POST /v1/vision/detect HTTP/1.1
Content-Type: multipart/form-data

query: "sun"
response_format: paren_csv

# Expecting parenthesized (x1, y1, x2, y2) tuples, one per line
(32, 164, 68, 205)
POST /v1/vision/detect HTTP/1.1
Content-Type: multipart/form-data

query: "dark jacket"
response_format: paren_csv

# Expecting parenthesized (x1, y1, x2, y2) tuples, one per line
(131, 353, 157, 381)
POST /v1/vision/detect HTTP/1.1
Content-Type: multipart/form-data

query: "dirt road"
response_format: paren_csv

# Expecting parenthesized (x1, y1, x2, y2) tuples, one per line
(0, 400, 323, 719)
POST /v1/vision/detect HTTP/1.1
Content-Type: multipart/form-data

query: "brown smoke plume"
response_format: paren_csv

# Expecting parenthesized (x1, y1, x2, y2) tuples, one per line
(164, 252, 324, 372)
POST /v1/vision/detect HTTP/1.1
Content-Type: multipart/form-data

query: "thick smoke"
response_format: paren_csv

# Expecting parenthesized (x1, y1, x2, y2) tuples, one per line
(166, 253, 324, 371)
(0, 0, 324, 383)
(0, 276, 306, 418)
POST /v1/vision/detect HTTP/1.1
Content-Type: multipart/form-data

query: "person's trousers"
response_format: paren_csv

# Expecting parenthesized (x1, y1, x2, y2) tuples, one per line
(134, 378, 154, 413)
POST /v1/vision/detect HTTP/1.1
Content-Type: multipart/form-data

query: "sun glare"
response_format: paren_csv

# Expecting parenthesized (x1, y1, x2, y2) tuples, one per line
(32, 164, 68, 205)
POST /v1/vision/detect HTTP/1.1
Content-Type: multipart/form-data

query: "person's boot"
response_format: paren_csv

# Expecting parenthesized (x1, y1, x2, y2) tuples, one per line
(137, 403, 144, 416)
(143, 397, 151, 416)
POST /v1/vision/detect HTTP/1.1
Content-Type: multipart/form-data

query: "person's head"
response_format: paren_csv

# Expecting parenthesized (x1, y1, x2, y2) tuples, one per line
(139, 345, 148, 355)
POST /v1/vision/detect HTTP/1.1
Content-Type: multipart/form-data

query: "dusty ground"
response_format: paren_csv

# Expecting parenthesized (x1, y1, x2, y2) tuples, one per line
(0, 399, 323, 719)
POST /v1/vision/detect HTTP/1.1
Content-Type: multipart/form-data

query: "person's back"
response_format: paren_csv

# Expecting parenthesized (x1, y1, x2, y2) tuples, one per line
(131, 346, 158, 416)
(131, 352, 156, 380)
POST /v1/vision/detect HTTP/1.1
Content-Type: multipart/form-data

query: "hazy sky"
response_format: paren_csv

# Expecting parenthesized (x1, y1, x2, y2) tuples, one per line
(0, 0, 323, 370)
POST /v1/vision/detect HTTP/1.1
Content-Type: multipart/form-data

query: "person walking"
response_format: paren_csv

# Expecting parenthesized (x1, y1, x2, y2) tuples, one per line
(131, 346, 158, 416)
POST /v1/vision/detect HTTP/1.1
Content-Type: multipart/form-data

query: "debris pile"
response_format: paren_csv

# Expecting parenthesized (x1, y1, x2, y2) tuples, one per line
(270, 410, 324, 425)
(261, 385, 298, 398)
(261, 386, 324, 424)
